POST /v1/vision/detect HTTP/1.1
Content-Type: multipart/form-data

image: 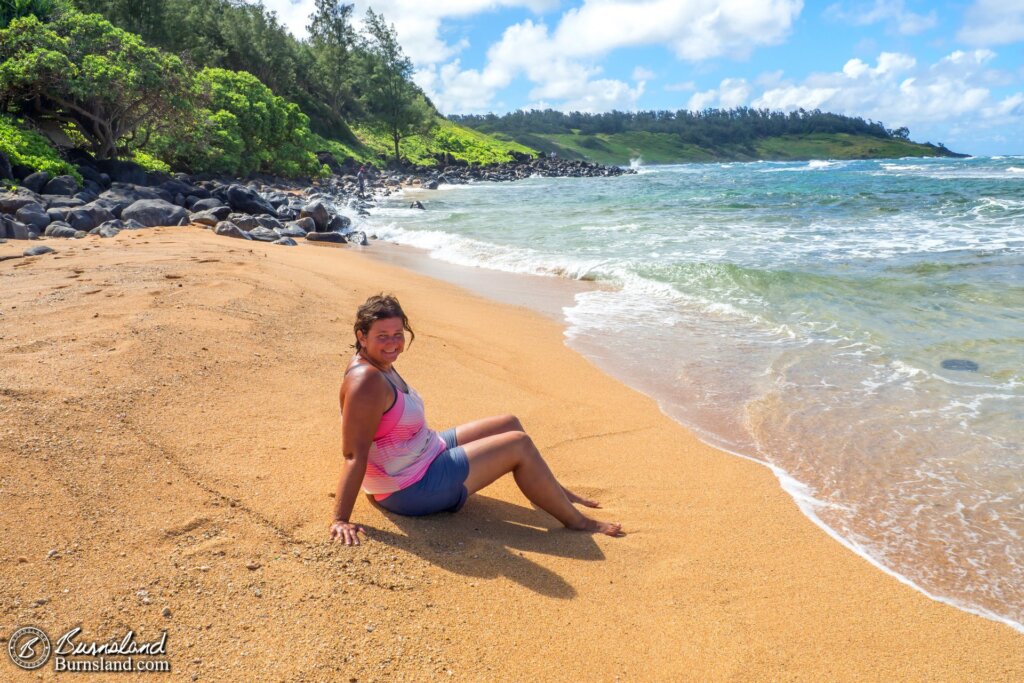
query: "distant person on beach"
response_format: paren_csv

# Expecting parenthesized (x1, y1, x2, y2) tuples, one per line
(329, 294, 624, 545)
(356, 166, 366, 197)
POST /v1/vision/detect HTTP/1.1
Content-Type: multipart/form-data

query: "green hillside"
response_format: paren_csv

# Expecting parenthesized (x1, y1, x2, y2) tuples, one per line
(493, 130, 958, 165)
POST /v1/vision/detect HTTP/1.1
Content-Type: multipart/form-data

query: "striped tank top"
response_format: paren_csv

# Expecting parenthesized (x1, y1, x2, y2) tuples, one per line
(348, 363, 445, 496)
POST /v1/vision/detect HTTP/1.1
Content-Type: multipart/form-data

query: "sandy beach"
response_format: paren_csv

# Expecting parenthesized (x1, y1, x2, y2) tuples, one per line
(1, 227, 1021, 681)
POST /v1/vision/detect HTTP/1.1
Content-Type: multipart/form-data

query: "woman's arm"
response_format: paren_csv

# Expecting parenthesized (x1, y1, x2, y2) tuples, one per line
(330, 370, 387, 545)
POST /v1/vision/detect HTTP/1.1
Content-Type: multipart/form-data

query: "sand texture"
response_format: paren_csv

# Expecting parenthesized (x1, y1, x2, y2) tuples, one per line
(1, 228, 1021, 681)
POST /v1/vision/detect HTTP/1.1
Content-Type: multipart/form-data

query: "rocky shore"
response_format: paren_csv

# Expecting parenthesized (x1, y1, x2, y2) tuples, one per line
(0, 151, 633, 256)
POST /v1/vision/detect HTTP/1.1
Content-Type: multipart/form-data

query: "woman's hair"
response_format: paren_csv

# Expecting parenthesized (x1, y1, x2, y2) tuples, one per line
(352, 294, 415, 352)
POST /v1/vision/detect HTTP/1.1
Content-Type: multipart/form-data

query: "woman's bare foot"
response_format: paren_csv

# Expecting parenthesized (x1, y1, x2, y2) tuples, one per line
(563, 486, 601, 508)
(568, 516, 624, 537)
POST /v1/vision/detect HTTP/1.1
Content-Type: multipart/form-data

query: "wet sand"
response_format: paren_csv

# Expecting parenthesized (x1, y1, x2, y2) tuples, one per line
(1, 228, 1021, 681)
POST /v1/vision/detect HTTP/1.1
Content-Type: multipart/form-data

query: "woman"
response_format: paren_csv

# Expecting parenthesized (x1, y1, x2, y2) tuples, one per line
(329, 294, 624, 545)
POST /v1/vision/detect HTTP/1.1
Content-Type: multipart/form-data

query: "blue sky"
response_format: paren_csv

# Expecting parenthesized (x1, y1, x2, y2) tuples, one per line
(266, 1, 1024, 154)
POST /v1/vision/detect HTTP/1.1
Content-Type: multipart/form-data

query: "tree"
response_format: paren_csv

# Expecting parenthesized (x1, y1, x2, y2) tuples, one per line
(0, 8, 191, 159)
(360, 9, 434, 164)
(306, 0, 356, 117)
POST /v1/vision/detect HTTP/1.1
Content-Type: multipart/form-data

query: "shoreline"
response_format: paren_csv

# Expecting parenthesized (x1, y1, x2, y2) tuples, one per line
(361, 228, 1024, 636)
(1, 229, 1021, 680)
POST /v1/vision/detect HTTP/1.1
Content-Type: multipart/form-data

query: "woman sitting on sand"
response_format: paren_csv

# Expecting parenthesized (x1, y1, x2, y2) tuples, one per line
(329, 294, 623, 545)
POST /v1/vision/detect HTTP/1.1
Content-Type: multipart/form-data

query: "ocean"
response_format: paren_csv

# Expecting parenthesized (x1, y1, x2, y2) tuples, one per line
(359, 156, 1024, 631)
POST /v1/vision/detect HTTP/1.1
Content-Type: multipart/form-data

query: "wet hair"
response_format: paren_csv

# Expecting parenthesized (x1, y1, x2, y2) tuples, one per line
(352, 294, 414, 352)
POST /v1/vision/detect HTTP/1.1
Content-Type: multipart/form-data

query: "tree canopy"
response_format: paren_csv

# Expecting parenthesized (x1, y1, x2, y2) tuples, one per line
(0, 8, 191, 159)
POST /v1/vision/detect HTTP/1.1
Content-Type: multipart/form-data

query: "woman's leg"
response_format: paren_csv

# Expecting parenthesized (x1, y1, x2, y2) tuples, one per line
(453, 415, 601, 508)
(461, 430, 623, 537)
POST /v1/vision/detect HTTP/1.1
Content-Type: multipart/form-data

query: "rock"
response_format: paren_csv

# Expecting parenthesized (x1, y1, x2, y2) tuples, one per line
(15, 202, 50, 232)
(214, 221, 251, 240)
(272, 237, 297, 246)
(99, 183, 172, 215)
(76, 165, 108, 188)
(77, 202, 116, 227)
(42, 196, 85, 209)
(121, 198, 188, 227)
(162, 607, 172, 618)
(22, 171, 50, 194)
(1, 216, 31, 240)
(278, 223, 307, 238)
(348, 231, 369, 246)
(247, 226, 278, 242)
(328, 214, 351, 231)
(44, 222, 78, 238)
(160, 178, 207, 200)
(305, 231, 346, 243)
(122, 218, 146, 230)
(292, 216, 316, 233)
(190, 197, 226, 212)
(42, 175, 79, 196)
(23, 245, 54, 257)
(95, 223, 122, 238)
(255, 215, 283, 230)
(0, 189, 42, 214)
(226, 213, 259, 231)
(188, 210, 222, 228)
(410, 201, 425, 210)
(94, 159, 148, 185)
(226, 184, 276, 216)
(65, 209, 99, 231)
(299, 199, 331, 231)
(425, 179, 439, 190)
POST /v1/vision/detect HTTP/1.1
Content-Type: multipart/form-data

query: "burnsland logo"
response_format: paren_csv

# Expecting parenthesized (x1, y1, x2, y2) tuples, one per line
(7, 625, 171, 673)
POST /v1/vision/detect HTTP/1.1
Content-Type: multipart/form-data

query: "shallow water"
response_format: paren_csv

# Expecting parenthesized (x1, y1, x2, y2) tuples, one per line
(362, 156, 1024, 630)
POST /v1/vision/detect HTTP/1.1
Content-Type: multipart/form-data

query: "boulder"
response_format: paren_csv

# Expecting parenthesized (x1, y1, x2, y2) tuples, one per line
(410, 200, 425, 210)
(41, 196, 85, 209)
(247, 226, 278, 242)
(348, 231, 369, 246)
(328, 214, 352, 231)
(1, 215, 31, 240)
(214, 221, 251, 240)
(65, 209, 100, 231)
(44, 222, 79, 238)
(96, 223, 122, 238)
(299, 199, 331, 231)
(76, 165, 107, 188)
(293, 216, 316, 233)
(94, 159, 148, 185)
(225, 184, 276, 216)
(188, 210, 222, 228)
(42, 175, 79, 196)
(272, 237, 297, 246)
(22, 171, 50, 194)
(121, 198, 188, 227)
(160, 178, 207, 200)
(15, 202, 50, 232)
(278, 223, 308, 238)
(255, 215, 283, 230)
(226, 213, 259, 231)
(0, 189, 42, 214)
(305, 231, 345, 243)
(23, 245, 55, 256)
(425, 179, 439, 190)
(190, 197, 226, 212)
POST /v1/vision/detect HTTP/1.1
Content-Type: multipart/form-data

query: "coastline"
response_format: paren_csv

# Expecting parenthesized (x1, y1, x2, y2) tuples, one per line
(1, 229, 1021, 680)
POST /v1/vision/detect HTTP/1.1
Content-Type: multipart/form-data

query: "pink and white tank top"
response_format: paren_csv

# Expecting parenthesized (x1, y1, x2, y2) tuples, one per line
(355, 369, 445, 496)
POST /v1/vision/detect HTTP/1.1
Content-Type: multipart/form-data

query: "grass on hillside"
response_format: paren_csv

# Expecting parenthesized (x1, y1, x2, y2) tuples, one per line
(495, 129, 956, 165)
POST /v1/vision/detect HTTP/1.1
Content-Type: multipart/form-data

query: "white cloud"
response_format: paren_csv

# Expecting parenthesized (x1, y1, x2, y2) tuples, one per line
(687, 78, 752, 110)
(749, 49, 1021, 132)
(421, 0, 802, 113)
(633, 66, 656, 81)
(958, 0, 1024, 46)
(664, 81, 697, 92)
(825, 1, 937, 36)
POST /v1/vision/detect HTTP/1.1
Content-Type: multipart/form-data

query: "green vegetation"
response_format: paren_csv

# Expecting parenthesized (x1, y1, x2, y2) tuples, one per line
(0, 114, 79, 179)
(508, 130, 952, 165)
(0, 9, 190, 159)
(453, 108, 964, 164)
(149, 68, 325, 177)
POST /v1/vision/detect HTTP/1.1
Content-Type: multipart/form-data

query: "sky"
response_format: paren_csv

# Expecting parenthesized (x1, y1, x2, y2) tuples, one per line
(265, 0, 1024, 155)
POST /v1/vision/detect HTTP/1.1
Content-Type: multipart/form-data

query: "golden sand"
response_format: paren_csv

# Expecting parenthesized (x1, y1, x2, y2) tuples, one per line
(1, 228, 1021, 681)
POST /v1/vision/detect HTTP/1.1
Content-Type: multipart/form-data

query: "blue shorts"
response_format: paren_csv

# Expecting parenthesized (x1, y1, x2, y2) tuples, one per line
(375, 428, 470, 516)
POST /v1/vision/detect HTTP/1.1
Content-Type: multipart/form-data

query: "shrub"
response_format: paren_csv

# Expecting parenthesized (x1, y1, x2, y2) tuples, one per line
(0, 114, 79, 180)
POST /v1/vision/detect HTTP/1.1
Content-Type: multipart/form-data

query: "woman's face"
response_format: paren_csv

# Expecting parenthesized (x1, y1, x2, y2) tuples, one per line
(358, 317, 406, 366)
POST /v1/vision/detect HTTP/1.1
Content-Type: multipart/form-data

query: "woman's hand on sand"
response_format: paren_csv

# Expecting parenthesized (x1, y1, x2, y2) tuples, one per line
(330, 520, 366, 545)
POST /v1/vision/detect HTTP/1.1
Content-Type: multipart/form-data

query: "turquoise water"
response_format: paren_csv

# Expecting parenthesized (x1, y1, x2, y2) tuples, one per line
(364, 157, 1024, 630)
